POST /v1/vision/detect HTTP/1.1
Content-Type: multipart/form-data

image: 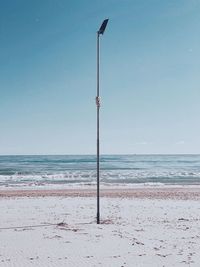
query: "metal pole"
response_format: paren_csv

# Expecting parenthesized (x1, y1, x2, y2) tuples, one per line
(96, 32, 100, 224)
(96, 18, 108, 225)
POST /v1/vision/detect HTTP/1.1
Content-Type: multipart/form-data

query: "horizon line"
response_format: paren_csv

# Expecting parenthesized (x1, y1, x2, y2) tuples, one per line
(0, 153, 200, 156)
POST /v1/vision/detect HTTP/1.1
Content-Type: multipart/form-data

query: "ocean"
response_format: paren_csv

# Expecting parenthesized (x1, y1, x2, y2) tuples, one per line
(0, 154, 200, 188)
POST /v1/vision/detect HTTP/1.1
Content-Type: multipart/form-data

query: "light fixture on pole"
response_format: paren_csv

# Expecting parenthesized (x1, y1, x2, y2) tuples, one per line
(96, 19, 109, 224)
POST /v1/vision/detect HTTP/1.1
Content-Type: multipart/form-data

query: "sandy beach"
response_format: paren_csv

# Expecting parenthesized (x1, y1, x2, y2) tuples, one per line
(0, 187, 200, 267)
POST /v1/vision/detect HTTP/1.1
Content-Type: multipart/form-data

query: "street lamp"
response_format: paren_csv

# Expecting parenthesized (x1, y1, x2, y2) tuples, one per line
(96, 19, 109, 224)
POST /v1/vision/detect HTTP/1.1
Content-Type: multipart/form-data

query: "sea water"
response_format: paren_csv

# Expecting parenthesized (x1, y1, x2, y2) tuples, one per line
(0, 154, 200, 188)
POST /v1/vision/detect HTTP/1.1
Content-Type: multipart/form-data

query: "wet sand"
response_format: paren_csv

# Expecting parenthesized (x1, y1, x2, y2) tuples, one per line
(1, 186, 200, 200)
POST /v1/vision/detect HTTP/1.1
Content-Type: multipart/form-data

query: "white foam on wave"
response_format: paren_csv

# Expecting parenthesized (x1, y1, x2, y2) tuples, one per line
(1, 169, 200, 188)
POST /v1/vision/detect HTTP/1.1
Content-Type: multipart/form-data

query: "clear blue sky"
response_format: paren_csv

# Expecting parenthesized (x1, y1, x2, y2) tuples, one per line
(1, 0, 200, 155)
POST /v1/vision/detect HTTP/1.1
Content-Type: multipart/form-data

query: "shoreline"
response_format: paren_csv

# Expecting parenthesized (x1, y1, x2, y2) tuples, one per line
(1, 186, 200, 200)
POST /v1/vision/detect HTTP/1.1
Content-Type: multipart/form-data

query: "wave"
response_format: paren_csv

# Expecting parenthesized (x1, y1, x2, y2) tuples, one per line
(1, 155, 200, 187)
(1, 169, 200, 186)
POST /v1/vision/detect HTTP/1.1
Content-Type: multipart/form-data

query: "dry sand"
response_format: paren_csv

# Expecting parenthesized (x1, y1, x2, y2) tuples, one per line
(0, 187, 200, 266)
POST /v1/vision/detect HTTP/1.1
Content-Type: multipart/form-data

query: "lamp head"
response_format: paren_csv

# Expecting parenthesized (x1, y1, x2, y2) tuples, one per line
(98, 19, 109, 35)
